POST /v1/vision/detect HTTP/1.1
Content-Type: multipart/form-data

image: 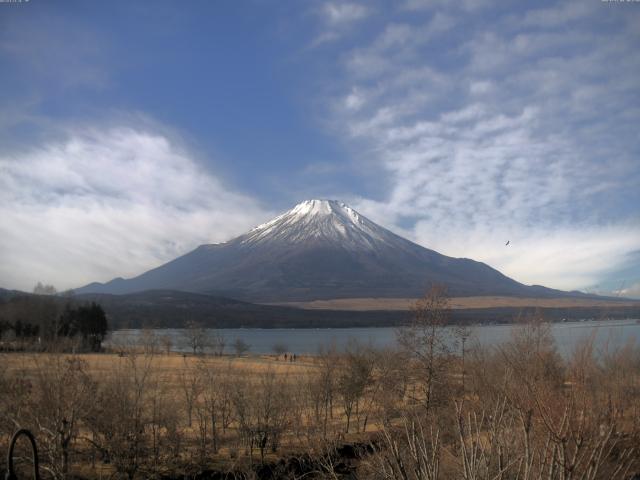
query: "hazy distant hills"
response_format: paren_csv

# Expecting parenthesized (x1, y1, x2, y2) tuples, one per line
(73, 289, 408, 328)
(3, 288, 636, 329)
(76, 199, 586, 302)
(0, 287, 26, 301)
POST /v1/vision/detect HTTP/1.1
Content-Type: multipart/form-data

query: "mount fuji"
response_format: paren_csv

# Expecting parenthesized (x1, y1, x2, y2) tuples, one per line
(76, 199, 573, 302)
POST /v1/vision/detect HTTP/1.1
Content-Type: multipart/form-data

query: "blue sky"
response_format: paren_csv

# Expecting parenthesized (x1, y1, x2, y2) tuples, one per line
(1, 0, 639, 297)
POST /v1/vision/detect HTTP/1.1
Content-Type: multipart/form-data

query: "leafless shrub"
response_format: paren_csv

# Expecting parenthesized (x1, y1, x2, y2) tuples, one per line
(195, 357, 234, 455)
(178, 359, 201, 428)
(231, 368, 291, 465)
(369, 347, 410, 425)
(146, 368, 181, 476)
(82, 352, 156, 480)
(366, 414, 441, 480)
(26, 356, 95, 479)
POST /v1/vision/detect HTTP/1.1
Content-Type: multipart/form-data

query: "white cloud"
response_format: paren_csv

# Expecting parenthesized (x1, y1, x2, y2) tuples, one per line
(615, 282, 640, 300)
(410, 223, 640, 291)
(323, 2, 640, 292)
(0, 126, 271, 291)
(404, 0, 492, 12)
(521, 2, 594, 29)
(323, 2, 370, 25)
(343, 87, 367, 110)
(311, 2, 371, 46)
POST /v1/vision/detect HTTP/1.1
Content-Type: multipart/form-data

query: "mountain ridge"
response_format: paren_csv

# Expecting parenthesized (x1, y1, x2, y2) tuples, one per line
(76, 199, 590, 302)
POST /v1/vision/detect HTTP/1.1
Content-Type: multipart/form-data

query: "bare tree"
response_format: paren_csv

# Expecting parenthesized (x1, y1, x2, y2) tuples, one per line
(369, 347, 410, 427)
(33, 282, 57, 295)
(398, 285, 452, 412)
(140, 328, 160, 355)
(160, 333, 173, 355)
(453, 323, 473, 394)
(337, 340, 374, 433)
(194, 400, 210, 465)
(195, 358, 231, 454)
(233, 338, 250, 357)
(306, 346, 339, 440)
(211, 331, 226, 356)
(178, 359, 201, 427)
(181, 321, 208, 355)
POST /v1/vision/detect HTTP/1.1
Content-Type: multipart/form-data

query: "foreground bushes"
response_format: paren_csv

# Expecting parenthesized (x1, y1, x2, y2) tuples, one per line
(1, 318, 639, 479)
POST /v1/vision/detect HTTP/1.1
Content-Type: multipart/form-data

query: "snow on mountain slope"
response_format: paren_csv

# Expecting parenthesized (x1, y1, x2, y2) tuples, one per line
(240, 199, 408, 251)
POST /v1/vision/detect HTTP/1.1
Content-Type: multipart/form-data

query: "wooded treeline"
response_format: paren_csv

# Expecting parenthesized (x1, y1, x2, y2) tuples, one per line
(0, 294, 108, 352)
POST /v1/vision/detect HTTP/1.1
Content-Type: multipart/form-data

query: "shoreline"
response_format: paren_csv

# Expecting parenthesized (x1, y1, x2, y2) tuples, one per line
(110, 317, 640, 331)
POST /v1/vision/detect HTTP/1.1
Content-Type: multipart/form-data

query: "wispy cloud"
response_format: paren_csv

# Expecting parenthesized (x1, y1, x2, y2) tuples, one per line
(323, 2, 370, 25)
(404, 0, 492, 13)
(311, 1, 372, 46)
(615, 282, 640, 300)
(0, 124, 271, 291)
(520, 2, 593, 28)
(319, 2, 640, 293)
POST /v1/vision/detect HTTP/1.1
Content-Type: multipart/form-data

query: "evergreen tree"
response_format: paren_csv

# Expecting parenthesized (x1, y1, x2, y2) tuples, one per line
(58, 302, 108, 351)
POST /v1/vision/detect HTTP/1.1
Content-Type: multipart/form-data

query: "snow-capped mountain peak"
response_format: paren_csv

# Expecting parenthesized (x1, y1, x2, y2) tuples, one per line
(289, 199, 357, 219)
(241, 199, 393, 249)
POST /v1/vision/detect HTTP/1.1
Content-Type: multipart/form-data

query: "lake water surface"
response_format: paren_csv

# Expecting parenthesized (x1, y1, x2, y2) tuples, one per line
(107, 319, 640, 357)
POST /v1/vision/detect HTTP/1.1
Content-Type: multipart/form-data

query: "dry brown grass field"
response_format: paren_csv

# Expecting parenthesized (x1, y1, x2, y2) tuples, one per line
(269, 296, 640, 311)
(2, 351, 317, 378)
(1, 348, 384, 479)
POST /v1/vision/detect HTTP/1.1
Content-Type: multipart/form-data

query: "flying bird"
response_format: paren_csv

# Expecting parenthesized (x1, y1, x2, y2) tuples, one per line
(505, 240, 510, 246)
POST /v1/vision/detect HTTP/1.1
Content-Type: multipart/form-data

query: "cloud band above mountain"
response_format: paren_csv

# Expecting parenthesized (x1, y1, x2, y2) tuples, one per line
(0, 125, 270, 291)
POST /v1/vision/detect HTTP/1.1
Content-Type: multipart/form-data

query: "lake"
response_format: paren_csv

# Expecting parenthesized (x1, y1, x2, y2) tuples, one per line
(107, 319, 640, 357)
